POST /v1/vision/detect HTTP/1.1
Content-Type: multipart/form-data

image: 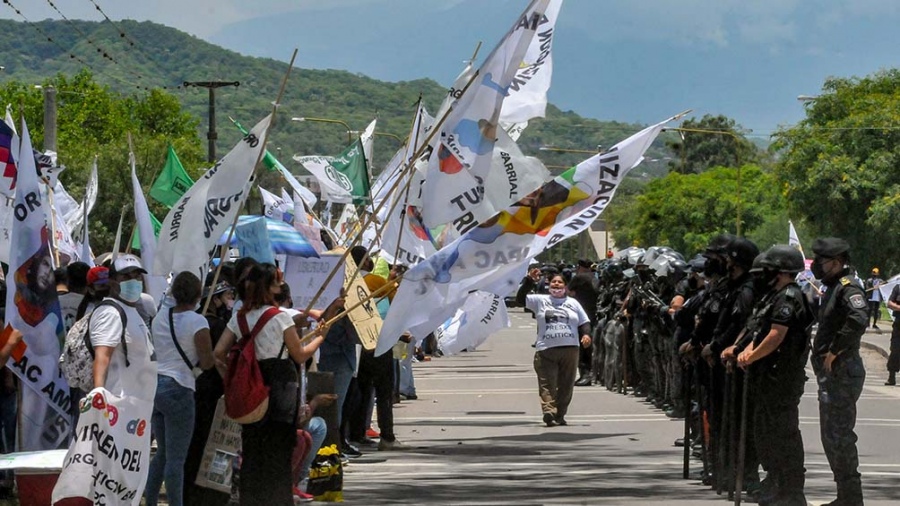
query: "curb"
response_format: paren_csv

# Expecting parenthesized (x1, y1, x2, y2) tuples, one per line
(861, 340, 889, 360)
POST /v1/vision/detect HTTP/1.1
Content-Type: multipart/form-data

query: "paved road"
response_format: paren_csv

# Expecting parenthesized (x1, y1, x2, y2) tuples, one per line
(344, 309, 900, 505)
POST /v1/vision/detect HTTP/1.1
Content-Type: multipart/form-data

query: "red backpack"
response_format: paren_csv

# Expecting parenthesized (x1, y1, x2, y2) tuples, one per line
(224, 307, 281, 424)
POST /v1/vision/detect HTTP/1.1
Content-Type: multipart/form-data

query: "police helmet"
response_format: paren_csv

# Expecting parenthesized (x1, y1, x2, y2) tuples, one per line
(726, 237, 760, 270)
(703, 233, 736, 258)
(687, 254, 707, 273)
(749, 252, 767, 273)
(640, 246, 661, 267)
(760, 245, 805, 274)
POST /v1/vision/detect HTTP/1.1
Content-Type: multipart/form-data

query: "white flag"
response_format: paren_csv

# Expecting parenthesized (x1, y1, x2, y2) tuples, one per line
(156, 115, 271, 277)
(377, 114, 678, 355)
(334, 204, 359, 245)
(500, 0, 562, 124)
(294, 155, 354, 204)
(4, 119, 72, 449)
(360, 118, 377, 167)
(420, 0, 550, 230)
(788, 220, 806, 259)
(436, 291, 511, 355)
(259, 186, 291, 220)
(273, 156, 318, 208)
(66, 158, 99, 236)
(131, 153, 167, 301)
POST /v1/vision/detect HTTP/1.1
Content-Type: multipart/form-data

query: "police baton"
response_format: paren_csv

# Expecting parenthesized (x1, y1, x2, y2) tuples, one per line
(717, 363, 731, 496)
(682, 360, 692, 479)
(734, 366, 751, 506)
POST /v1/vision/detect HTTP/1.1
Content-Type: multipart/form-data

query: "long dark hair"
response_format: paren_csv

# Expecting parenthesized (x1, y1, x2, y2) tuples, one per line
(238, 263, 280, 316)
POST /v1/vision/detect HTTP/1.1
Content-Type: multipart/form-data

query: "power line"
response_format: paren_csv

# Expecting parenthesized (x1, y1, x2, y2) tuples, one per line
(3, 0, 150, 91)
(44, 0, 118, 65)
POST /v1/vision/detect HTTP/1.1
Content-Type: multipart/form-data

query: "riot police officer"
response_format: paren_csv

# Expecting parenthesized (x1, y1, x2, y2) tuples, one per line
(810, 237, 868, 506)
(738, 245, 812, 506)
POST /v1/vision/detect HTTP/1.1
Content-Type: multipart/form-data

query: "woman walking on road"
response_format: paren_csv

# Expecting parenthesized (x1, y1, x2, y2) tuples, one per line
(517, 269, 593, 427)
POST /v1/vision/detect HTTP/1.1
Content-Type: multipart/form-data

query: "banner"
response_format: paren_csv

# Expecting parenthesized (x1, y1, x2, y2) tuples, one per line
(149, 145, 194, 208)
(0, 118, 17, 199)
(436, 291, 510, 355)
(499, 0, 562, 124)
(283, 253, 344, 311)
(4, 120, 71, 450)
(420, 0, 550, 229)
(377, 115, 677, 355)
(155, 115, 271, 277)
(52, 388, 154, 505)
(334, 204, 359, 246)
(343, 257, 384, 351)
(328, 139, 370, 206)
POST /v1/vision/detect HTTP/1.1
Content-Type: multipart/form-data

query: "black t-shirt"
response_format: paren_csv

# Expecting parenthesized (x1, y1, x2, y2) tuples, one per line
(890, 284, 900, 318)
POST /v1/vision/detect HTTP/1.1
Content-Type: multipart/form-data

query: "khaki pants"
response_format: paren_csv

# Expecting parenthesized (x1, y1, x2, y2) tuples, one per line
(534, 346, 580, 417)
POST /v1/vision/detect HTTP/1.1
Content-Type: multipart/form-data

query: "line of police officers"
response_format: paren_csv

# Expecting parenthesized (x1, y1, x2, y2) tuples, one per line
(587, 236, 867, 506)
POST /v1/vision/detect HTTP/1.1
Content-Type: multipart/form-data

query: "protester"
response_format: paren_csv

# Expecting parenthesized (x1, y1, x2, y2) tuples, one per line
(568, 259, 600, 386)
(516, 269, 592, 426)
(145, 272, 215, 506)
(75, 266, 110, 321)
(213, 263, 325, 506)
(810, 237, 868, 506)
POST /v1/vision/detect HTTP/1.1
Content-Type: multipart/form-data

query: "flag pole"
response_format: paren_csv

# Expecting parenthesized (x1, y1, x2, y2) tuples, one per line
(298, 69, 481, 318)
(44, 181, 61, 267)
(111, 205, 127, 261)
(201, 48, 299, 316)
(390, 98, 425, 263)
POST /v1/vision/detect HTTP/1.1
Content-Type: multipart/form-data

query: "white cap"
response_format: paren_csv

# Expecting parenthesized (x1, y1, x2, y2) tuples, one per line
(111, 254, 147, 276)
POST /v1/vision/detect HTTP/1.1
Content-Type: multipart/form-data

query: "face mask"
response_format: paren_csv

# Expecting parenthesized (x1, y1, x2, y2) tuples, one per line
(752, 275, 770, 295)
(688, 277, 699, 290)
(118, 279, 143, 303)
(225, 299, 235, 311)
(549, 287, 566, 298)
(704, 258, 726, 277)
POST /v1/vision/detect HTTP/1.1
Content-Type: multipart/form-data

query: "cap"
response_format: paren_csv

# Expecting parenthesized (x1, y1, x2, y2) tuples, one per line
(110, 254, 148, 276)
(577, 258, 593, 269)
(811, 237, 850, 259)
(203, 281, 233, 299)
(86, 266, 110, 286)
(872, 267, 880, 275)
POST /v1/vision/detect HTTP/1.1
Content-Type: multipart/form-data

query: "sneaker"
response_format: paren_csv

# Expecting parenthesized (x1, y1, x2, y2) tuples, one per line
(352, 437, 379, 446)
(378, 438, 411, 451)
(554, 416, 568, 426)
(400, 392, 418, 400)
(543, 413, 557, 427)
(293, 487, 314, 503)
(341, 443, 362, 458)
(366, 427, 381, 438)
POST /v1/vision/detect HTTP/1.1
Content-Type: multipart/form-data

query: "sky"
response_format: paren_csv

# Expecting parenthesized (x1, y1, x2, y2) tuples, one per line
(6, 0, 900, 138)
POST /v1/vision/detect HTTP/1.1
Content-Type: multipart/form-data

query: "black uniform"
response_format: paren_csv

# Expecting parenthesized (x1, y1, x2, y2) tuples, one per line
(814, 271, 868, 503)
(887, 284, 900, 375)
(751, 282, 812, 499)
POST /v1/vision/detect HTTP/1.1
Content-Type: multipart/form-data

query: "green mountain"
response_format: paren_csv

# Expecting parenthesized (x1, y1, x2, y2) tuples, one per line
(0, 18, 673, 174)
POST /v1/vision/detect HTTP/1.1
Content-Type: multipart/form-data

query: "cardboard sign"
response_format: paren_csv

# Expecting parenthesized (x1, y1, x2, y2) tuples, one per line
(342, 257, 384, 351)
(195, 397, 241, 494)
(235, 217, 275, 264)
(284, 253, 344, 311)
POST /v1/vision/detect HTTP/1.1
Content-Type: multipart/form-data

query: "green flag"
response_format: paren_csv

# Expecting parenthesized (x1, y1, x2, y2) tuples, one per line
(130, 213, 162, 251)
(150, 145, 194, 208)
(330, 138, 370, 205)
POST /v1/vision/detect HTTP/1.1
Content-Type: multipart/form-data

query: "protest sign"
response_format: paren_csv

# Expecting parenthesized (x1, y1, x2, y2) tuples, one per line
(343, 258, 384, 351)
(235, 216, 275, 264)
(52, 388, 153, 505)
(283, 253, 344, 311)
(195, 397, 241, 494)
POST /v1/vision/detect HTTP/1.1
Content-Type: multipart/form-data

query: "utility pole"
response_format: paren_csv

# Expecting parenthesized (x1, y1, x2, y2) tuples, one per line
(183, 81, 240, 163)
(42, 85, 57, 153)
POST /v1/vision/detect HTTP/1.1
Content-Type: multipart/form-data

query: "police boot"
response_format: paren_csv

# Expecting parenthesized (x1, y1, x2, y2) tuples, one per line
(755, 474, 781, 506)
(575, 370, 592, 387)
(822, 480, 864, 506)
(885, 371, 896, 386)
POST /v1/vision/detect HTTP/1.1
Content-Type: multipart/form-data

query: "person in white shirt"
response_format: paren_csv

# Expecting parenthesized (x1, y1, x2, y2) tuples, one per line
(516, 269, 592, 427)
(145, 272, 214, 506)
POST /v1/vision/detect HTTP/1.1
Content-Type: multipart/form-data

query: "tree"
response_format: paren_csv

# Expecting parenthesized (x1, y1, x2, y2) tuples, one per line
(667, 115, 759, 174)
(607, 166, 788, 256)
(772, 69, 900, 272)
(0, 70, 205, 253)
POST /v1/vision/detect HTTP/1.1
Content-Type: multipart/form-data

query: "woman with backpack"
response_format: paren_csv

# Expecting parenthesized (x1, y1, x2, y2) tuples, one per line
(213, 263, 325, 506)
(145, 272, 215, 506)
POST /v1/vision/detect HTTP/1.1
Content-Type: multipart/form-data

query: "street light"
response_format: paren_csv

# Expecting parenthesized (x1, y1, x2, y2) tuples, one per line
(539, 145, 603, 155)
(662, 127, 747, 236)
(292, 116, 353, 144)
(797, 95, 819, 103)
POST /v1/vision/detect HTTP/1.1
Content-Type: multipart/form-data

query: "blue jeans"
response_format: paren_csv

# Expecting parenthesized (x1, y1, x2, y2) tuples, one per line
(299, 416, 327, 483)
(318, 355, 354, 427)
(145, 375, 196, 506)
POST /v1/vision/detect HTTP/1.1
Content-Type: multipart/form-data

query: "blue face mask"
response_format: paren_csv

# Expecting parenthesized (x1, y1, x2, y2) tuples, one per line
(118, 279, 143, 303)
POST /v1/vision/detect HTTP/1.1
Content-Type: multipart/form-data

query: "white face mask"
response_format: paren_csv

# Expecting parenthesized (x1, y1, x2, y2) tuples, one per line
(118, 279, 143, 303)
(549, 287, 566, 298)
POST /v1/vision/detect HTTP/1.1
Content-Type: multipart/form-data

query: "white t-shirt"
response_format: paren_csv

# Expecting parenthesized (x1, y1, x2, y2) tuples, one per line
(151, 308, 210, 390)
(525, 294, 590, 352)
(58, 292, 84, 333)
(89, 298, 158, 401)
(226, 306, 295, 360)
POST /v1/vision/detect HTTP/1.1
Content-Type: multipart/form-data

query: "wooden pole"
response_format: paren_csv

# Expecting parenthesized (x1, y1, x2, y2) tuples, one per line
(201, 48, 299, 316)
